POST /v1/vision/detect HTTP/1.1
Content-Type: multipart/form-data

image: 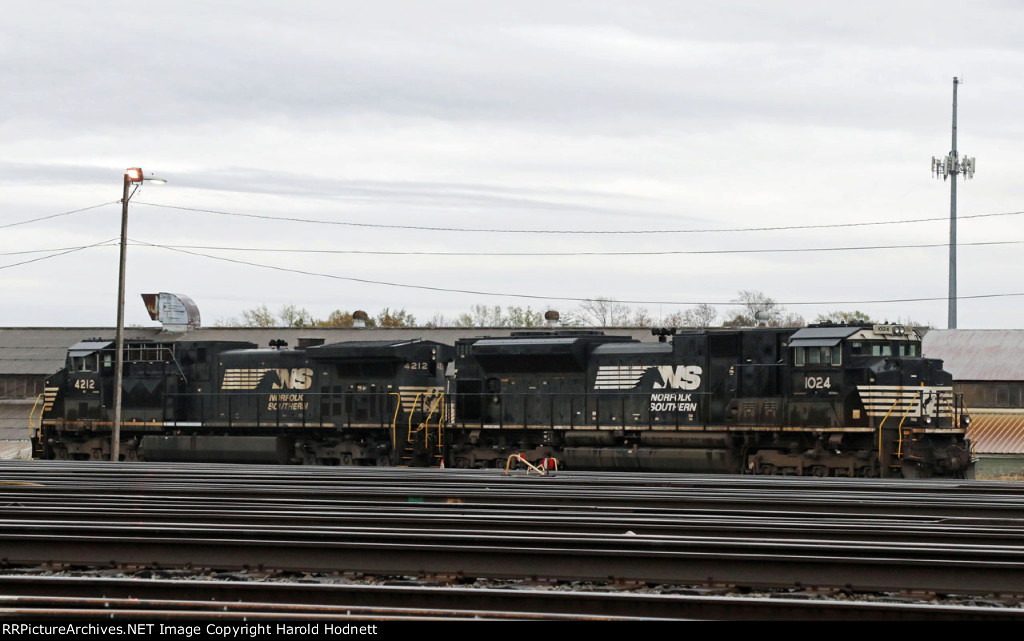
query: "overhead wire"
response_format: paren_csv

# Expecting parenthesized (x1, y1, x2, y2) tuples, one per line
(0, 242, 120, 257)
(130, 238, 1024, 308)
(134, 201, 1024, 235)
(0, 202, 119, 230)
(0, 238, 119, 271)
(7, 199, 1024, 310)
(132, 238, 1024, 257)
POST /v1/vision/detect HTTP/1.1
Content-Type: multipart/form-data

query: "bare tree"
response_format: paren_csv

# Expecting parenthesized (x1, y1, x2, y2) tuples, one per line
(666, 303, 718, 328)
(722, 291, 803, 328)
(424, 312, 455, 328)
(574, 297, 634, 327)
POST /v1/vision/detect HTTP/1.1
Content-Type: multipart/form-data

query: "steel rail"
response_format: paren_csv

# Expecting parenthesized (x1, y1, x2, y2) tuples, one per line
(3, 461, 1024, 605)
(5, 474, 1024, 519)
(0, 575, 1021, 621)
(2, 520, 1024, 595)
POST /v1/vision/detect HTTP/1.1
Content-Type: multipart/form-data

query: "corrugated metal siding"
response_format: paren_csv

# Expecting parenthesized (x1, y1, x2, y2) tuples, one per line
(967, 410, 1024, 455)
(0, 441, 31, 460)
(0, 400, 35, 441)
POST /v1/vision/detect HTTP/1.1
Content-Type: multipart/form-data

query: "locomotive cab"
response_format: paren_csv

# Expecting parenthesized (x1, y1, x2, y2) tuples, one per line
(785, 324, 973, 477)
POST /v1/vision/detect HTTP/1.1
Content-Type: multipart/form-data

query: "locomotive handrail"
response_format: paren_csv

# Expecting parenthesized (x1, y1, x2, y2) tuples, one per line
(420, 393, 444, 448)
(943, 395, 971, 431)
(876, 394, 904, 464)
(895, 391, 922, 458)
(407, 392, 423, 441)
(389, 392, 403, 449)
(27, 393, 44, 439)
(448, 390, 716, 431)
(116, 345, 188, 384)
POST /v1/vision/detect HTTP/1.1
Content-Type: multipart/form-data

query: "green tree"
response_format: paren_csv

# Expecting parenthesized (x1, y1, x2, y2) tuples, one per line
(505, 306, 545, 327)
(814, 310, 874, 325)
(316, 310, 381, 328)
(278, 304, 315, 328)
(240, 304, 276, 327)
(376, 308, 416, 327)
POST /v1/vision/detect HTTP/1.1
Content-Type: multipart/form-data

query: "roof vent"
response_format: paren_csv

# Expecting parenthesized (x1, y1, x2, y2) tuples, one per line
(141, 293, 201, 332)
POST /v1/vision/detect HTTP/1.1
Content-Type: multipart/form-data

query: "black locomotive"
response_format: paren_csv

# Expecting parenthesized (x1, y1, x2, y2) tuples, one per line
(32, 324, 974, 478)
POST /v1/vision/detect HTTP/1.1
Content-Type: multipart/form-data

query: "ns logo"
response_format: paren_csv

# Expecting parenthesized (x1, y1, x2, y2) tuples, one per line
(652, 365, 703, 390)
(272, 368, 314, 390)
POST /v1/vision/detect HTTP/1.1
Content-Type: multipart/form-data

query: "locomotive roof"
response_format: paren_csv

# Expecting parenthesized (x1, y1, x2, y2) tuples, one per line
(591, 342, 672, 355)
(474, 337, 590, 347)
(306, 338, 449, 360)
(67, 340, 113, 357)
(0, 327, 651, 375)
(471, 334, 631, 355)
(787, 326, 861, 348)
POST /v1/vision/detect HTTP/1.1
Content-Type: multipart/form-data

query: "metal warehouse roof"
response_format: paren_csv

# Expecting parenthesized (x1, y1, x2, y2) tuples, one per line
(966, 411, 1024, 455)
(922, 330, 1024, 381)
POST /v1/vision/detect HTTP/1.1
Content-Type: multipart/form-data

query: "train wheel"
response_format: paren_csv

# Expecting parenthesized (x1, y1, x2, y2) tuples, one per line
(809, 465, 828, 477)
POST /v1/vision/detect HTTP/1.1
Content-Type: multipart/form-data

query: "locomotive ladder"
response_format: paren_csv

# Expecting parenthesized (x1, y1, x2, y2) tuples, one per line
(396, 393, 446, 467)
(876, 390, 922, 477)
(27, 393, 45, 459)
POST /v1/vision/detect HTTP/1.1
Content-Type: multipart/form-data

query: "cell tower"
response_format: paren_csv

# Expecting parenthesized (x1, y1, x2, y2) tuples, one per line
(931, 77, 976, 329)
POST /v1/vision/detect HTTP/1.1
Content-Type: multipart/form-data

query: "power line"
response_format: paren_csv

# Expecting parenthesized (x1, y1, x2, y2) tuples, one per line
(134, 238, 1024, 257)
(135, 201, 1024, 235)
(0, 242, 119, 257)
(0, 202, 119, 230)
(132, 238, 1024, 308)
(0, 238, 118, 271)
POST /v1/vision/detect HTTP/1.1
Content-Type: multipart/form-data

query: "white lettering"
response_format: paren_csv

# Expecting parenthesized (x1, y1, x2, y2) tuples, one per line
(653, 365, 703, 391)
(271, 368, 314, 390)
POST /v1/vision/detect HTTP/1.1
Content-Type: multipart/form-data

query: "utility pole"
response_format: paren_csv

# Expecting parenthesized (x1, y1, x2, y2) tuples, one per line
(932, 77, 976, 329)
(113, 168, 166, 462)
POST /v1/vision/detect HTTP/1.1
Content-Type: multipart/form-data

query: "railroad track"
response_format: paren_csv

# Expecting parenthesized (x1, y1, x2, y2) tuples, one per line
(0, 574, 1020, 621)
(2, 461, 1024, 620)
(4, 461, 1024, 517)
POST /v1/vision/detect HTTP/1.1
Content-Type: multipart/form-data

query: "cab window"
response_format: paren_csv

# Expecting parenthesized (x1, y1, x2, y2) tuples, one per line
(794, 346, 841, 367)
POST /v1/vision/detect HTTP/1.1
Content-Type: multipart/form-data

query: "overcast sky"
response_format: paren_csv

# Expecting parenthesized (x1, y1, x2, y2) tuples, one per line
(2, 1, 1022, 330)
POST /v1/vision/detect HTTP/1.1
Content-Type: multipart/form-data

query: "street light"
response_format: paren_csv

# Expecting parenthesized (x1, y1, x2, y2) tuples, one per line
(112, 167, 166, 462)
